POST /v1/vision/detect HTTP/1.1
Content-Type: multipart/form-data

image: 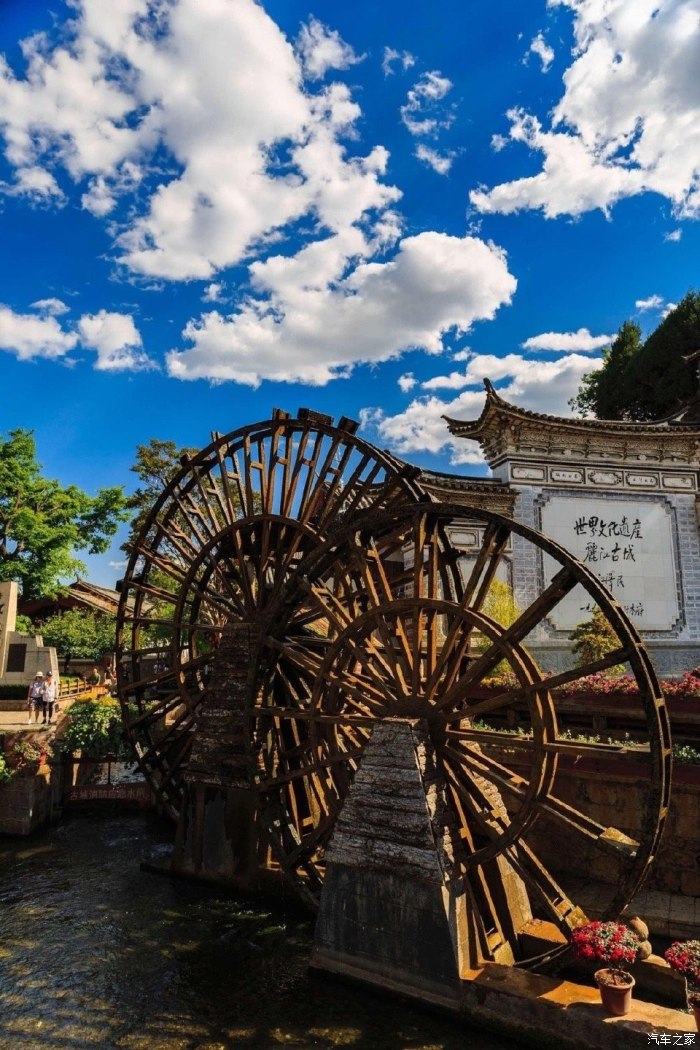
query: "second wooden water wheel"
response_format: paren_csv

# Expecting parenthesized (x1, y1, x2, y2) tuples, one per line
(250, 502, 671, 963)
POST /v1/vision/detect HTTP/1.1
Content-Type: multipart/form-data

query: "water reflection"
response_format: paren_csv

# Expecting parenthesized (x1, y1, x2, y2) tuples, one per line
(0, 815, 521, 1049)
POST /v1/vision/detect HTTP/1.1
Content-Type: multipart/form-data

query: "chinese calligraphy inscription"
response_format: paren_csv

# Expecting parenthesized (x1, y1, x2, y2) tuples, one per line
(540, 497, 679, 631)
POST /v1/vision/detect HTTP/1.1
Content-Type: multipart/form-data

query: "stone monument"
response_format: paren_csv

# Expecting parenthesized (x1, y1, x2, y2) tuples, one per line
(0, 581, 59, 684)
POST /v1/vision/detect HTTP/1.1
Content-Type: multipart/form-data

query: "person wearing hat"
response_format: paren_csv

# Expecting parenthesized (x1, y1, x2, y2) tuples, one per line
(42, 671, 58, 724)
(27, 672, 44, 724)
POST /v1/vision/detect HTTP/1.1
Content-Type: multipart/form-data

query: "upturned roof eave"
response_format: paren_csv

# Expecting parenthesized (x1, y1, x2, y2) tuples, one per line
(443, 379, 700, 437)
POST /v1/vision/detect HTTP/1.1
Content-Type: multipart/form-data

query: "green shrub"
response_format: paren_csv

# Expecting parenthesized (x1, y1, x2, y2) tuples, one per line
(0, 753, 12, 783)
(61, 698, 133, 760)
(672, 743, 700, 765)
(570, 606, 624, 672)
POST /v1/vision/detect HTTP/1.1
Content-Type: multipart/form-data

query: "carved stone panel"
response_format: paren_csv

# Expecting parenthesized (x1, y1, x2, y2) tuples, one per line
(539, 494, 680, 631)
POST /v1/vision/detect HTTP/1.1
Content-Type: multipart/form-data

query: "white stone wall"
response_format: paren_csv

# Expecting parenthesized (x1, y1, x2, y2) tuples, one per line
(511, 485, 700, 676)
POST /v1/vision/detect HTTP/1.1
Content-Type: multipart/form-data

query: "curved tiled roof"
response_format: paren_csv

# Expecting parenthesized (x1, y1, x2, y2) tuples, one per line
(444, 379, 700, 436)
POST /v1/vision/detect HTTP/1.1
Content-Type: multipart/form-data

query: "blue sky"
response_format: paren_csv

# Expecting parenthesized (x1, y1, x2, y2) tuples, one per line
(0, 0, 698, 587)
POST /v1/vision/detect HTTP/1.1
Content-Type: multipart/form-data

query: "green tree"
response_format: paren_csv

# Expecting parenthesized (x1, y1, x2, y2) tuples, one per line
(0, 429, 128, 599)
(122, 438, 197, 556)
(570, 293, 700, 421)
(481, 578, 520, 628)
(625, 291, 700, 420)
(569, 321, 643, 419)
(38, 609, 117, 663)
(570, 607, 621, 669)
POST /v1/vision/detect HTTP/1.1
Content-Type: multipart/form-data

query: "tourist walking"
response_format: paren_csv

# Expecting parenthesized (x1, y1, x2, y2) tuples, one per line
(89, 666, 101, 698)
(27, 672, 44, 724)
(42, 671, 58, 724)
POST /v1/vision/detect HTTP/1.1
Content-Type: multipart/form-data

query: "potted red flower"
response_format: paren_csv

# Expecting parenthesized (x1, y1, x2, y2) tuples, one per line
(571, 920, 639, 1015)
(664, 940, 700, 1027)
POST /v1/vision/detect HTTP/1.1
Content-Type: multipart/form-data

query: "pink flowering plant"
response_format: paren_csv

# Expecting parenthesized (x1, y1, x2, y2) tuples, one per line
(481, 669, 700, 698)
(664, 941, 700, 998)
(571, 921, 639, 973)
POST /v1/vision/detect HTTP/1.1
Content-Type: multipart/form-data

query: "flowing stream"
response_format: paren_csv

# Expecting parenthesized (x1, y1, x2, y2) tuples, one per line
(0, 813, 522, 1049)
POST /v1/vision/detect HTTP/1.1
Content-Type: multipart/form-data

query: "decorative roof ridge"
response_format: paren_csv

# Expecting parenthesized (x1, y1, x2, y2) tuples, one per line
(72, 579, 120, 599)
(444, 379, 700, 435)
(417, 467, 508, 488)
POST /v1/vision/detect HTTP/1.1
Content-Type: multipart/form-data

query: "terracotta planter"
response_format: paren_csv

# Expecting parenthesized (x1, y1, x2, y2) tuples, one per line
(688, 990, 700, 1030)
(595, 968, 635, 1016)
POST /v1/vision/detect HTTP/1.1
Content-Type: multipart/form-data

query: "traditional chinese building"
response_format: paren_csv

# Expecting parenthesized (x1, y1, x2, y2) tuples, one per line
(19, 579, 125, 622)
(443, 380, 700, 676)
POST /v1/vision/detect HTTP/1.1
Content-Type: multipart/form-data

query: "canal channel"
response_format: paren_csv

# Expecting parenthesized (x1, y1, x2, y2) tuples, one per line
(0, 812, 524, 1049)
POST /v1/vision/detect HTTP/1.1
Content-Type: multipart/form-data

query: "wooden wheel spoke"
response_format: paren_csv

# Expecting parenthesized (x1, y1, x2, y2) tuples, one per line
(127, 690, 189, 731)
(502, 840, 586, 931)
(445, 727, 628, 760)
(351, 558, 413, 693)
(442, 741, 530, 805)
(254, 744, 362, 791)
(462, 521, 511, 610)
(536, 795, 639, 857)
(442, 757, 511, 843)
(139, 704, 197, 763)
(437, 567, 579, 708)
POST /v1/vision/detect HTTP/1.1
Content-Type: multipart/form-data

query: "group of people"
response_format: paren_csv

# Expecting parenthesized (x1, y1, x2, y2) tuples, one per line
(26, 671, 59, 725)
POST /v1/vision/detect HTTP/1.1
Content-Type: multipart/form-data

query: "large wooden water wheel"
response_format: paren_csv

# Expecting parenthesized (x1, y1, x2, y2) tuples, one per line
(116, 414, 670, 968)
(116, 411, 425, 820)
(250, 502, 671, 961)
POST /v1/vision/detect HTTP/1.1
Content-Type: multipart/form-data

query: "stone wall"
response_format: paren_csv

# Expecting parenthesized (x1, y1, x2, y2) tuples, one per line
(489, 746, 700, 898)
(0, 758, 60, 835)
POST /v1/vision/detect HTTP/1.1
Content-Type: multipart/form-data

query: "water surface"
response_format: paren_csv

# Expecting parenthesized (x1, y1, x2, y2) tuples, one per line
(0, 814, 523, 1049)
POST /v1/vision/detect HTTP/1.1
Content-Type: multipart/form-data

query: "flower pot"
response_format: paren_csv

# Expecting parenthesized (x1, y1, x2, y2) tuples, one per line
(595, 968, 635, 1016)
(688, 990, 700, 1031)
(692, 1004, 700, 1032)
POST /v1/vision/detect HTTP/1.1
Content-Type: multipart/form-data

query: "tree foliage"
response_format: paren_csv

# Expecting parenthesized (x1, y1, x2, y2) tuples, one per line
(569, 321, 642, 419)
(570, 293, 700, 421)
(570, 607, 621, 669)
(37, 609, 117, 661)
(0, 429, 128, 599)
(122, 438, 197, 556)
(625, 291, 700, 420)
(61, 697, 133, 759)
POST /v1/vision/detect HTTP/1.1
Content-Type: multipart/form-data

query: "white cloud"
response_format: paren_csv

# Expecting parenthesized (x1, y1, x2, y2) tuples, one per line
(382, 47, 415, 76)
(202, 282, 224, 303)
(635, 294, 665, 311)
(521, 327, 613, 352)
(662, 301, 678, 317)
(0, 1, 397, 282)
(0, 3, 521, 388)
(0, 305, 78, 360)
(366, 352, 600, 462)
(398, 372, 417, 392)
(400, 71, 454, 137)
(2, 165, 64, 203)
(296, 17, 363, 79)
(527, 32, 555, 73)
(472, 1, 700, 219)
(77, 310, 154, 371)
(109, 559, 128, 570)
(452, 348, 473, 362)
(0, 301, 155, 371)
(422, 370, 470, 391)
(665, 228, 683, 241)
(166, 233, 517, 385)
(415, 144, 454, 175)
(30, 297, 69, 316)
